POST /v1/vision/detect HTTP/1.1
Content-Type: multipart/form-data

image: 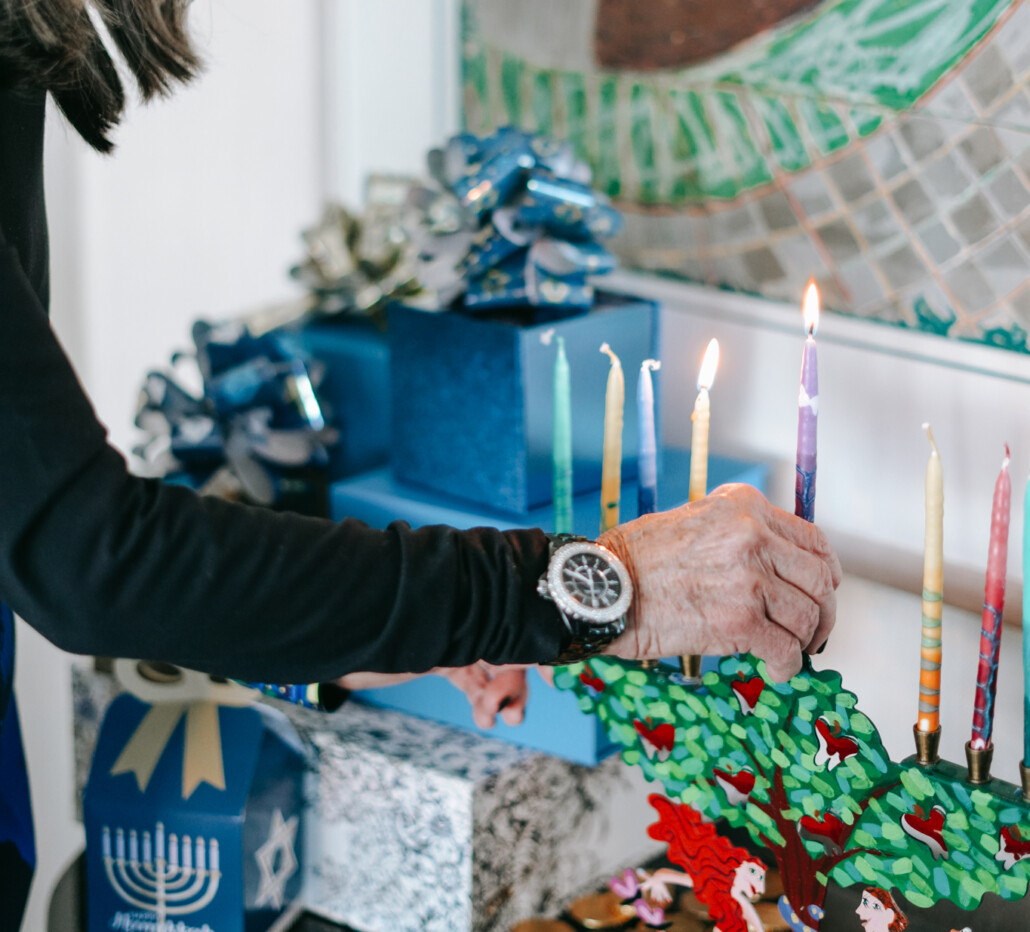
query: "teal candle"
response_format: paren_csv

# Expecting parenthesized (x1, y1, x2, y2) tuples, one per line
(1024, 470, 1030, 765)
(552, 335, 574, 534)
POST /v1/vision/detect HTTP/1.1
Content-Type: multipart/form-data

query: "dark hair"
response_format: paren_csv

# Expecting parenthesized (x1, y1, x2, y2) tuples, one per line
(0, 0, 200, 153)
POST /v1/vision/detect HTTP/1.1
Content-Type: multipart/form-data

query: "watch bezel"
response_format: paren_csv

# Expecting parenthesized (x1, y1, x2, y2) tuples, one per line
(547, 540, 632, 625)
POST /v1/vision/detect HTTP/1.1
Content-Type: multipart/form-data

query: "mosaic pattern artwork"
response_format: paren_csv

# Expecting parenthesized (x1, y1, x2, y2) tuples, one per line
(553, 655, 1030, 926)
(463, 0, 1030, 352)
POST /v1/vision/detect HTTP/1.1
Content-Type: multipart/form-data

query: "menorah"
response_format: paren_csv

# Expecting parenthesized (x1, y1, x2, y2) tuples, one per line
(102, 822, 222, 927)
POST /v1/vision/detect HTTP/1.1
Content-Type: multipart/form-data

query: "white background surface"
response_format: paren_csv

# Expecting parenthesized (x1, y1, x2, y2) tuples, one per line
(16, 0, 1030, 927)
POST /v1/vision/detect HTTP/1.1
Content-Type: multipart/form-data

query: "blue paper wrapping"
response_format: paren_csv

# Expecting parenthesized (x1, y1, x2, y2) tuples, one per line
(389, 292, 660, 514)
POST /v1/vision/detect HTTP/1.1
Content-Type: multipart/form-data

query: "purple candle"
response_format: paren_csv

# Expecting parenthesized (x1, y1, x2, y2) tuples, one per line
(796, 281, 820, 523)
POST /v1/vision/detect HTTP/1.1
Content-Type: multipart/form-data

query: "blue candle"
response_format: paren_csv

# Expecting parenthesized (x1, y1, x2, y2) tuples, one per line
(637, 359, 660, 516)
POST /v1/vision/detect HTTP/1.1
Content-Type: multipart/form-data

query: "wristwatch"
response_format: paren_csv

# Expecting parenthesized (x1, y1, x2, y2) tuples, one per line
(537, 534, 633, 665)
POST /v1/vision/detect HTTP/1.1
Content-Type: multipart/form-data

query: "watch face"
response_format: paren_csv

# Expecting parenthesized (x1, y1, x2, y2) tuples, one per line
(562, 552, 623, 610)
(548, 541, 632, 624)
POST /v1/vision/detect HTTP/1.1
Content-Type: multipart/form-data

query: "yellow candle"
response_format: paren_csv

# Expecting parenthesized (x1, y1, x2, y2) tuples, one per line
(688, 339, 720, 503)
(599, 343, 624, 533)
(918, 423, 944, 733)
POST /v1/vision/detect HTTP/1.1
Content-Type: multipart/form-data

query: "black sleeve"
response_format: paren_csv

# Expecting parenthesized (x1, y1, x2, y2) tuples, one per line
(0, 245, 565, 683)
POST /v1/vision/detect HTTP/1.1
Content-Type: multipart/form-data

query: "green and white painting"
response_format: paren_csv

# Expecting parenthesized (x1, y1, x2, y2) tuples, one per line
(463, 0, 1030, 353)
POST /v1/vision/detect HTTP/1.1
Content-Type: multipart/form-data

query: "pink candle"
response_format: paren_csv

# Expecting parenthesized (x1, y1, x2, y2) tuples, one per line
(971, 445, 1012, 750)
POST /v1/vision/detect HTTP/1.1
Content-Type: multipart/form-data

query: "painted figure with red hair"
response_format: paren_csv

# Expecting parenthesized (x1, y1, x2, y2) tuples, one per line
(856, 887, 908, 932)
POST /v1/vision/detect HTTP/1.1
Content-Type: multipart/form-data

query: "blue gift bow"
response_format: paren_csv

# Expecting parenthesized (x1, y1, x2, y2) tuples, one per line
(135, 321, 336, 506)
(413, 128, 624, 311)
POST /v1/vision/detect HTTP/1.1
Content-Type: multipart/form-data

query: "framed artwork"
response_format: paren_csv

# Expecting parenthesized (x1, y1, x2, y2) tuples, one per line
(462, 0, 1030, 354)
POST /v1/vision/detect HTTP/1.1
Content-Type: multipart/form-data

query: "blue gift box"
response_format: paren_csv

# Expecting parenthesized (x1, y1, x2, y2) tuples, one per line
(388, 292, 660, 515)
(84, 685, 306, 932)
(330, 447, 768, 764)
(276, 317, 391, 481)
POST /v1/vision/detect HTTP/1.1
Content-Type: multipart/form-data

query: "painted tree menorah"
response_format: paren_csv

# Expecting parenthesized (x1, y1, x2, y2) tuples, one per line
(102, 822, 222, 926)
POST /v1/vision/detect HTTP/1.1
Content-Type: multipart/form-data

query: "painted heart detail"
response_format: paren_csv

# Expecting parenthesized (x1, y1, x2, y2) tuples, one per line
(609, 867, 639, 899)
(813, 717, 859, 771)
(713, 767, 756, 805)
(798, 811, 845, 855)
(731, 676, 764, 714)
(634, 720, 675, 762)
(997, 825, 1030, 869)
(579, 668, 606, 694)
(901, 805, 948, 860)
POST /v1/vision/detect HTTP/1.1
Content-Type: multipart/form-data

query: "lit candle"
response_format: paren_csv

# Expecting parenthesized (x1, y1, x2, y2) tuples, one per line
(600, 343, 624, 532)
(543, 331, 574, 535)
(917, 424, 944, 734)
(796, 281, 820, 522)
(1024, 468, 1030, 766)
(971, 446, 1012, 750)
(637, 359, 661, 517)
(688, 339, 720, 503)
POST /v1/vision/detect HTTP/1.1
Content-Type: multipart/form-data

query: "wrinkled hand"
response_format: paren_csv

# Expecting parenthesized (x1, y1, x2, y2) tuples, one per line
(598, 483, 841, 682)
(441, 663, 529, 729)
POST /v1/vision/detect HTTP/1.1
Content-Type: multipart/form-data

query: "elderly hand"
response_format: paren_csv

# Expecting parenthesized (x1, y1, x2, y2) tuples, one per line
(598, 483, 841, 682)
(440, 664, 529, 729)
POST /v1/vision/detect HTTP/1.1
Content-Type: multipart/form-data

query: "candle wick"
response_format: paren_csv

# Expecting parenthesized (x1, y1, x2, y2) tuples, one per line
(642, 359, 661, 373)
(923, 423, 940, 457)
(600, 343, 620, 367)
(540, 328, 556, 346)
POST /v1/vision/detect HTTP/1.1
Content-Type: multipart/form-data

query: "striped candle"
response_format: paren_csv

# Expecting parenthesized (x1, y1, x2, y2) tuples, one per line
(917, 424, 944, 734)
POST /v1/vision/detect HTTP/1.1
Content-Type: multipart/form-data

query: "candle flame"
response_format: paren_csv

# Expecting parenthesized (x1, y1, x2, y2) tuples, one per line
(697, 338, 720, 391)
(923, 423, 940, 458)
(600, 342, 622, 369)
(803, 279, 820, 336)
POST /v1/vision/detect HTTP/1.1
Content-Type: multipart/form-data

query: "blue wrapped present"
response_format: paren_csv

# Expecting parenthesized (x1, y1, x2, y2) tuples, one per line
(276, 317, 391, 480)
(84, 663, 306, 932)
(389, 291, 660, 514)
(330, 447, 768, 765)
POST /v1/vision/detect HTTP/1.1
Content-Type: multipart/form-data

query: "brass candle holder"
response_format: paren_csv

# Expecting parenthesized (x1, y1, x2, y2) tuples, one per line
(965, 740, 994, 785)
(678, 654, 703, 683)
(639, 659, 660, 670)
(912, 724, 941, 767)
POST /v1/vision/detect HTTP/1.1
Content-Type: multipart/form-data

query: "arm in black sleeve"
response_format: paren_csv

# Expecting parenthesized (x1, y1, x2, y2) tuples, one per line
(0, 245, 565, 683)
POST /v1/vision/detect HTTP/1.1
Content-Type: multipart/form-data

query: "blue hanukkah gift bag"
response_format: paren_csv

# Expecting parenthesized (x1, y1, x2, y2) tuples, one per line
(84, 661, 306, 932)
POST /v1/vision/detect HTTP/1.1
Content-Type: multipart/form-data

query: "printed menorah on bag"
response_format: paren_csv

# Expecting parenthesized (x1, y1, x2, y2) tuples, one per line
(102, 822, 221, 925)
